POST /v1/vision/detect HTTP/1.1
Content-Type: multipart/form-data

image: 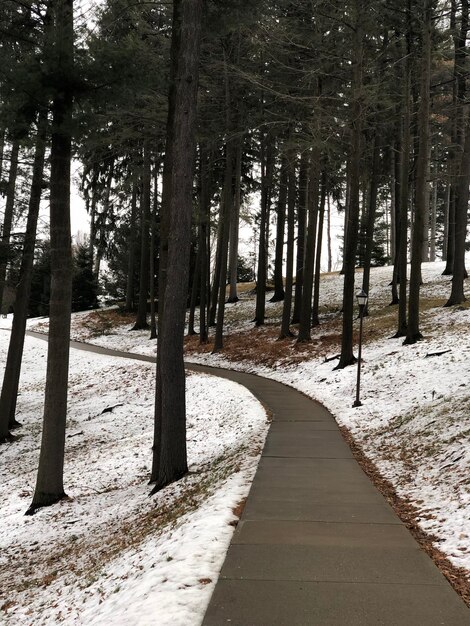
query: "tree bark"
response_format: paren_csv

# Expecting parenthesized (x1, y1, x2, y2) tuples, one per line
(361, 132, 381, 317)
(199, 147, 210, 344)
(28, 0, 74, 513)
(125, 178, 138, 312)
(292, 151, 308, 322)
(228, 137, 242, 303)
(395, 48, 412, 337)
(445, 111, 470, 306)
(270, 154, 288, 302)
(254, 132, 275, 326)
(149, 162, 159, 340)
(213, 142, 235, 352)
(279, 153, 296, 339)
(336, 0, 363, 369)
(132, 142, 151, 330)
(0, 111, 48, 441)
(444, 0, 468, 275)
(0, 140, 20, 314)
(405, 0, 431, 345)
(297, 147, 320, 342)
(312, 172, 327, 327)
(151, 0, 203, 493)
(430, 180, 437, 262)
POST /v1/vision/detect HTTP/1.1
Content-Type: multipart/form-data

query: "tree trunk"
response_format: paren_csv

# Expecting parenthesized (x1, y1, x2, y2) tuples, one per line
(443, 0, 468, 275)
(208, 211, 223, 327)
(151, 0, 179, 485)
(405, 0, 431, 345)
(0, 124, 5, 181)
(445, 111, 470, 306)
(199, 147, 210, 344)
(187, 247, 200, 336)
(390, 136, 400, 305)
(312, 172, 327, 327)
(430, 180, 437, 262)
(28, 0, 74, 514)
(395, 51, 412, 337)
(336, 1, 363, 369)
(279, 153, 296, 339)
(228, 137, 242, 303)
(270, 154, 288, 302)
(292, 151, 308, 322)
(149, 162, 159, 340)
(0, 111, 48, 442)
(327, 193, 332, 273)
(125, 178, 138, 312)
(361, 132, 380, 317)
(297, 148, 320, 342)
(93, 161, 114, 282)
(254, 132, 275, 326)
(132, 142, 151, 330)
(151, 0, 203, 493)
(213, 142, 235, 352)
(442, 183, 450, 260)
(0, 140, 20, 314)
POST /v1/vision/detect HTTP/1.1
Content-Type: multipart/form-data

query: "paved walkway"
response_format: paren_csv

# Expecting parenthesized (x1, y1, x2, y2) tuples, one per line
(27, 332, 470, 624)
(187, 365, 469, 625)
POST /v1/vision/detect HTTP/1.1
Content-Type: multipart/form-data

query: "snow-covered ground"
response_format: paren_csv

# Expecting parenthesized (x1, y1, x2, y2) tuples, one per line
(12, 259, 470, 626)
(31, 260, 470, 580)
(189, 261, 470, 575)
(0, 328, 269, 625)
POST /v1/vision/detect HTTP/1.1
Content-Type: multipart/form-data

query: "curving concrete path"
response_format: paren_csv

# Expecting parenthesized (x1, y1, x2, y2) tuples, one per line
(27, 331, 470, 624)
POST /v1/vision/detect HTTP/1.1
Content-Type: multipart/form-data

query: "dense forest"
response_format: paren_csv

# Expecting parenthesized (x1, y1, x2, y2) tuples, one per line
(0, 0, 468, 511)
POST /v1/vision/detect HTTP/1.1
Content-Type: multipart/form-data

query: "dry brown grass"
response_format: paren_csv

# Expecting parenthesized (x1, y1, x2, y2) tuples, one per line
(78, 309, 135, 337)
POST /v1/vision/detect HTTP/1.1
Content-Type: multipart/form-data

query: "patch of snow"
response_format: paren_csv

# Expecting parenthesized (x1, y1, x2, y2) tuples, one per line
(0, 331, 268, 625)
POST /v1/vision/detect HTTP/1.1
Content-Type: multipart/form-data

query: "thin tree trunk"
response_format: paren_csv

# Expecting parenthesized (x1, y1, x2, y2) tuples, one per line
(0, 111, 48, 441)
(254, 132, 275, 326)
(390, 147, 397, 262)
(445, 112, 470, 306)
(132, 142, 151, 330)
(395, 50, 412, 337)
(327, 193, 332, 273)
(199, 147, 210, 344)
(0, 124, 5, 181)
(149, 162, 159, 340)
(208, 212, 223, 326)
(228, 137, 242, 303)
(151, 0, 203, 493)
(213, 142, 234, 352)
(279, 153, 296, 339)
(0, 140, 20, 314)
(336, 1, 363, 369)
(443, 183, 450, 260)
(405, 0, 431, 345)
(292, 151, 308, 322)
(28, 0, 74, 513)
(443, 0, 468, 274)
(93, 161, 114, 282)
(270, 154, 288, 302)
(187, 247, 200, 336)
(298, 146, 320, 343)
(125, 178, 138, 311)
(430, 180, 437, 262)
(312, 172, 327, 327)
(361, 132, 381, 317)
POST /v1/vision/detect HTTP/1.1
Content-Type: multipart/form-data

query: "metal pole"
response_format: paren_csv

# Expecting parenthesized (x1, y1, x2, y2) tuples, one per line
(353, 305, 364, 407)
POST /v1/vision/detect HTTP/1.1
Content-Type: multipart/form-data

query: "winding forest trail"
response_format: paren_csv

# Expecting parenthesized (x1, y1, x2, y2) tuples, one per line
(26, 331, 469, 624)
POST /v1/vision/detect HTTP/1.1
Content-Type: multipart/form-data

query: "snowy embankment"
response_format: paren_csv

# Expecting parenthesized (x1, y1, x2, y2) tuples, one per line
(0, 328, 269, 625)
(191, 261, 470, 576)
(38, 261, 470, 580)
